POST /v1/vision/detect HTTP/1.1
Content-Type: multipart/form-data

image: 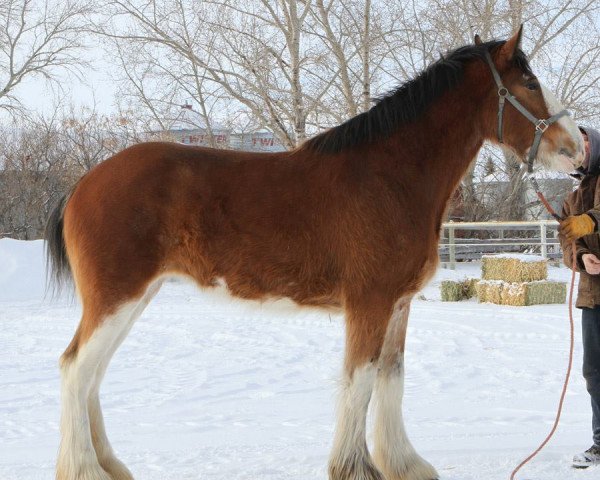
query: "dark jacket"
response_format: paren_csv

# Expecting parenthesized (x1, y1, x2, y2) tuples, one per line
(583, 127, 600, 177)
(561, 127, 600, 308)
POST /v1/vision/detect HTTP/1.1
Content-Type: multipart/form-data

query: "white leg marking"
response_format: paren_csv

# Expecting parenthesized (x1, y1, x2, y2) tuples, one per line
(57, 309, 132, 480)
(329, 363, 383, 480)
(372, 301, 438, 480)
(87, 282, 162, 480)
(57, 282, 160, 480)
(88, 393, 133, 480)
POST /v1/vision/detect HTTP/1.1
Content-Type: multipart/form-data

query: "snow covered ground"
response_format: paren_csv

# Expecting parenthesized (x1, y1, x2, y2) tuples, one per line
(1, 238, 598, 479)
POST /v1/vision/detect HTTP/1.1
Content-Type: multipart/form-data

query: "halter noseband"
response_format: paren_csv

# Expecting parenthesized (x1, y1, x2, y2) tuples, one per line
(483, 50, 569, 174)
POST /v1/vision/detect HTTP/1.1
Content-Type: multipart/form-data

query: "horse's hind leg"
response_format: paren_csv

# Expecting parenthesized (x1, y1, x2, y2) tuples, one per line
(89, 281, 162, 480)
(58, 310, 125, 480)
(57, 282, 161, 480)
(372, 299, 438, 480)
(329, 292, 393, 480)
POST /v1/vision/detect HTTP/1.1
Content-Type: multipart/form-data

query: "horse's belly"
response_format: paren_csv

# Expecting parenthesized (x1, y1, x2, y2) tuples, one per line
(188, 274, 343, 314)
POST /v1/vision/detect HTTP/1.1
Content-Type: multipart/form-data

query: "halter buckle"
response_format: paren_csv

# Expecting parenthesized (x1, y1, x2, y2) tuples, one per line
(536, 119, 549, 132)
(498, 87, 508, 98)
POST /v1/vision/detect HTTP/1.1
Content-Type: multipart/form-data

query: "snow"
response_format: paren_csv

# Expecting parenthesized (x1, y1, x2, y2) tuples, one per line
(0, 238, 47, 302)
(1, 239, 598, 479)
(481, 253, 547, 263)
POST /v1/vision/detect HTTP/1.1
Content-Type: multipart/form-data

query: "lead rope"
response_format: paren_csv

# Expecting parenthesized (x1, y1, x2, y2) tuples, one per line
(509, 181, 576, 480)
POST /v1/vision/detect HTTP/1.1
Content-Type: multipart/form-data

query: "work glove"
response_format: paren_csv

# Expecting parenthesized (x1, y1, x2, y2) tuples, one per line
(560, 214, 596, 241)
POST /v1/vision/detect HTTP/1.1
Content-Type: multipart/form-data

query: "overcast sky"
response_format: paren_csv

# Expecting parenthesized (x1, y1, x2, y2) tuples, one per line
(21, 47, 117, 117)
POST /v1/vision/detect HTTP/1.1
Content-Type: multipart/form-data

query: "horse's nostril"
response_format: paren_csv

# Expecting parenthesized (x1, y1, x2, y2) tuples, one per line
(559, 147, 574, 158)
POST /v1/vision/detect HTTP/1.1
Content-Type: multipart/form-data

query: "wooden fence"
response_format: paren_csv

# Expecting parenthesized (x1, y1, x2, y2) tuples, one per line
(439, 220, 561, 269)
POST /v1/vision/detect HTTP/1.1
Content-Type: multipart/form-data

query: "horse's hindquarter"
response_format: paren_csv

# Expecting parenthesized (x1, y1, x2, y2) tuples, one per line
(63, 143, 185, 307)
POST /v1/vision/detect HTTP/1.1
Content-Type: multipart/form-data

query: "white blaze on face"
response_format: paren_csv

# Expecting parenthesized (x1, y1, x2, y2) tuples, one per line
(535, 84, 585, 172)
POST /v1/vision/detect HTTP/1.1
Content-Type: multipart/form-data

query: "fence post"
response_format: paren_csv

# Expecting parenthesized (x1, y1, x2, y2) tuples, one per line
(448, 225, 456, 270)
(540, 222, 547, 259)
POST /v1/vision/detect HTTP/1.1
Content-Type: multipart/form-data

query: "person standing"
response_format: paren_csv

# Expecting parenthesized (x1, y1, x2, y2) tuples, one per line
(559, 126, 600, 468)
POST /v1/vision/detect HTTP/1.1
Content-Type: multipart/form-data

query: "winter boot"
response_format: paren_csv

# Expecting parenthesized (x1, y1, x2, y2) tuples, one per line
(573, 445, 600, 468)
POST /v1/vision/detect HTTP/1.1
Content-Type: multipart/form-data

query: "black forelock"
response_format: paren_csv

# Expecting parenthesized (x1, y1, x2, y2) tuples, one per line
(301, 40, 532, 154)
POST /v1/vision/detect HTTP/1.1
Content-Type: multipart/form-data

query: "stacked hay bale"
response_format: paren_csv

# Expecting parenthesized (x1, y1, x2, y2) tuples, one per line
(476, 254, 566, 306)
(481, 254, 547, 282)
(440, 278, 478, 301)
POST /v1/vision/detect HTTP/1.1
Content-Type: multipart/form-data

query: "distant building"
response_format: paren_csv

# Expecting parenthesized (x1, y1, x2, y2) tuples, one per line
(229, 130, 286, 152)
(168, 103, 230, 147)
(165, 104, 285, 152)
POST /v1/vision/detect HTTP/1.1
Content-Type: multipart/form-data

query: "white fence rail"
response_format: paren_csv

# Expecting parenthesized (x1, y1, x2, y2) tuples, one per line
(440, 220, 561, 269)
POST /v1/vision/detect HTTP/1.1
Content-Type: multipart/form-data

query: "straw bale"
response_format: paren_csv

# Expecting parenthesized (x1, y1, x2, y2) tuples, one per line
(465, 278, 479, 298)
(476, 280, 503, 304)
(481, 254, 547, 283)
(524, 281, 566, 306)
(441, 279, 479, 302)
(501, 282, 527, 306)
(476, 279, 566, 306)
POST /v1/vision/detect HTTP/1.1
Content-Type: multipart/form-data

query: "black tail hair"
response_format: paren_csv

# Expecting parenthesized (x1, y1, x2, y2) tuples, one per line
(45, 194, 72, 295)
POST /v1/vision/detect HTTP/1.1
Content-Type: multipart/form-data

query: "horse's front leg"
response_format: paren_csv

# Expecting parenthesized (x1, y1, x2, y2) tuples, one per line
(328, 292, 394, 480)
(372, 298, 438, 480)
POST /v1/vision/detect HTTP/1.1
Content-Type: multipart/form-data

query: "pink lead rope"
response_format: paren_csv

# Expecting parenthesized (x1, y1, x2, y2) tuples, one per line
(509, 184, 576, 480)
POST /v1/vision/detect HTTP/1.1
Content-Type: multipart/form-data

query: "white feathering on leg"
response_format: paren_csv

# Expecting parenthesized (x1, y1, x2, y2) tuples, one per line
(373, 364, 438, 480)
(329, 363, 384, 480)
(57, 300, 144, 480)
(372, 300, 438, 480)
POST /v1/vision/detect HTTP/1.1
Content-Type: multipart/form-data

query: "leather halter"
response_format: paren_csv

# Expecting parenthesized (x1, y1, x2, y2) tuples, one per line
(483, 50, 569, 174)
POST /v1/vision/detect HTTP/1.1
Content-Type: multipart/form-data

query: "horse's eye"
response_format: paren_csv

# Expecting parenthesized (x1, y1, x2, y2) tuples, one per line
(526, 81, 539, 91)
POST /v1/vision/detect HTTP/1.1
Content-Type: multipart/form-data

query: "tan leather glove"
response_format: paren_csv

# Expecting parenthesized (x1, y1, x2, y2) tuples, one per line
(560, 214, 596, 241)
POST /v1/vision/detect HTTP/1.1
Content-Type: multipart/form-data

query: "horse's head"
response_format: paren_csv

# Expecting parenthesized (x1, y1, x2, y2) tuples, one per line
(478, 27, 584, 173)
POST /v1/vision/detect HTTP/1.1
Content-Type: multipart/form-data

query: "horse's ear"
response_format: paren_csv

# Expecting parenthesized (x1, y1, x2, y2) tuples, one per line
(474, 34, 483, 45)
(500, 24, 524, 61)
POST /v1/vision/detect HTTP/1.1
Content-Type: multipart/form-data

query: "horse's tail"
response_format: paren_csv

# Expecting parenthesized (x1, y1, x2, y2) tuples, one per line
(45, 194, 72, 295)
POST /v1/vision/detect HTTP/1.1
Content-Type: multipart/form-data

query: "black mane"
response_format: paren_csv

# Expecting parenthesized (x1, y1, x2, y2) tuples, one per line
(302, 40, 533, 154)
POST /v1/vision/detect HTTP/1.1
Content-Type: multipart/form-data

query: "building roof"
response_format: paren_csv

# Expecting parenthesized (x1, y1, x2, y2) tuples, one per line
(169, 103, 227, 132)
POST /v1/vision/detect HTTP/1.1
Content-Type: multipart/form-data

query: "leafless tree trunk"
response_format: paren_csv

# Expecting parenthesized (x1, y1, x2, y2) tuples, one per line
(361, 0, 371, 112)
(311, 0, 376, 117)
(313, 0, 359, 117)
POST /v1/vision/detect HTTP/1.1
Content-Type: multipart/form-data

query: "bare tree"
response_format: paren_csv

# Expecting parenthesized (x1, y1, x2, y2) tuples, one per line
(307, 0, 405, 122)
(100, 0, 416, 144)
(0, 0, 91, 114)
(97, 0, 324, 148)
(209, 0, 315, 146)
(0, 105, 148, 239)
(310, 0, 371, 118)
(100, 1, 227, 147)
(0, 113, 71, 238)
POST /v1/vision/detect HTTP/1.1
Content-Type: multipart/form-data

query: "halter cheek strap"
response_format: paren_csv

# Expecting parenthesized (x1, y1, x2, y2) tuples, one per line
(483, 50, 569, 174)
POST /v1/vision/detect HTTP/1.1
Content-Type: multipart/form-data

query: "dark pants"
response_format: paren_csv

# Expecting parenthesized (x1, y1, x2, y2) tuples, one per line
(581, 307, 600, 446)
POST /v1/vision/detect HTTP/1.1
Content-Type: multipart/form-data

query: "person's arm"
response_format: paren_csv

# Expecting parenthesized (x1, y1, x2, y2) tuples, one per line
(560, 211, 597, 242)
(586, 207, 600, 230)
(559, 200, 592, 271)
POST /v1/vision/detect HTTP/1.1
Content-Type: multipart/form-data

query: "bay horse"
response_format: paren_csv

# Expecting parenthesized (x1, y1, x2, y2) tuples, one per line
(47, 28, 583, 480)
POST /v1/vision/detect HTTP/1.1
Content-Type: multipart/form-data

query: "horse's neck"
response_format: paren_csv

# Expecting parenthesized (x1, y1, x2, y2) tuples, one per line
(383, 85, 486, 214)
